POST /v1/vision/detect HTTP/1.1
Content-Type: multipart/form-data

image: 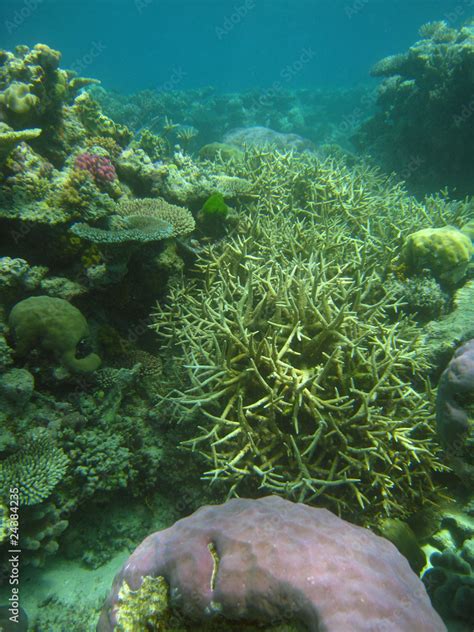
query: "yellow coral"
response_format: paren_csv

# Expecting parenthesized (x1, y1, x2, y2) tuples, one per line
(0, 82, 39, 115)
(116, 575, 171, 631)
(402, 225, 473, 284)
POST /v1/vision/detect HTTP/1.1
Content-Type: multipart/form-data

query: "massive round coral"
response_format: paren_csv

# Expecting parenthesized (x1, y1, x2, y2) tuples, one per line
(98, 496, 446, 632)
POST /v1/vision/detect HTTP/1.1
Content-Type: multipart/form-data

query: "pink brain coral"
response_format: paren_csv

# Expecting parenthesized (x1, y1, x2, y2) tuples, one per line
(98, 496, 446, 631)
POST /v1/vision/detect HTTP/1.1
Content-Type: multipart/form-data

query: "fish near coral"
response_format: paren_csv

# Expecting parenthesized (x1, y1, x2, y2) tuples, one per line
(8, 295, 100, 373)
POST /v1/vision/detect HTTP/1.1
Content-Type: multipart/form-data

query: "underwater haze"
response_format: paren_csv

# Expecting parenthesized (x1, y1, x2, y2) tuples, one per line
(0, 0, 471, 91)
(1, 1, 474, 631)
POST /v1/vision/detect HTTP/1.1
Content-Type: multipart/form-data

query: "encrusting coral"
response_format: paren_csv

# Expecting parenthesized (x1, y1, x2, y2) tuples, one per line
(151, 148, 467, 523)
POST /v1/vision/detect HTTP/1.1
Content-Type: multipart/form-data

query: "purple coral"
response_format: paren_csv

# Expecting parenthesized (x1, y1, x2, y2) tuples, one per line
(436, 338, 474, 450)
(98, 496, 446, 631)
(74, 152, 116, 185)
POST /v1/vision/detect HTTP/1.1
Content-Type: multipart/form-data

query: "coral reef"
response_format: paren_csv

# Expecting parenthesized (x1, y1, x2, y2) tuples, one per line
(387, 276, 448, 322)
(401, 226, 473, 286)
(91, 83, 376, 152)
(0, 123, 41, 162)
(1, 36, 473, 631)
(422, 281, 474, 369)
(223, 125, 316, 152)
(8, 295, 101, 373)
(151, 149, 462, 522)
(0, 430, 68, 505)
(114, 197, 195, 238)
(70, 216, 173, 245)
(436, 339, 474, 485)
(74, 151, 117, 185)
(0, 44, 100, 163)
(354, 20, 474, 195)
(422, 502, 474, 628)
(98, 496, 446, 632)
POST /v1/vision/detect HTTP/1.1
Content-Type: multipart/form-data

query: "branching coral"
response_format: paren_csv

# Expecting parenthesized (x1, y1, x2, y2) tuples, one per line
(151, 150, 453, 523)
(0, 431, 68, 505)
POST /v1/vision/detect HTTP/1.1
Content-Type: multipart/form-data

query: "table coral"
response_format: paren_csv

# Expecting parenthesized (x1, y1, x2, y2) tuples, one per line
(0, 122, 41, 162)
(98, 496, 446, 632)
(115, 197, 195, 237)
(8, 295, 101, 373)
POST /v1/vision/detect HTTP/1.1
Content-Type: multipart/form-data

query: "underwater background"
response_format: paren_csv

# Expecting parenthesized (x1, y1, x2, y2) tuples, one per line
(0, 1, 473, 631)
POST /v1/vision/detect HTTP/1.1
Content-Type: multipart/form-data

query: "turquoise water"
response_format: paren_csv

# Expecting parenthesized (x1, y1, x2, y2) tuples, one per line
(0, 2, 473, 631)
(0, 0, 469, 91)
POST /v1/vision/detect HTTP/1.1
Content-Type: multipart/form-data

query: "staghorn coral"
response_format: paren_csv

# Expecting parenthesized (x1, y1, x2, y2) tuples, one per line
(98, 496, 446, 632)
(151, 149, 452, 523)
(0, 431, 68, 505)
(114, 197, 195, 238)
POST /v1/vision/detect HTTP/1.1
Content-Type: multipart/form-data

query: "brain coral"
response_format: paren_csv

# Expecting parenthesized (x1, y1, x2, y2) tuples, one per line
(401, 226, 473, 285)
(8, 295, 100, 373)
(98, 496, 446, 632)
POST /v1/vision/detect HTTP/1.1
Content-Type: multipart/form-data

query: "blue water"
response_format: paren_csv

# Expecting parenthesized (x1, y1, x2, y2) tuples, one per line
(0, 0, 469, 92)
